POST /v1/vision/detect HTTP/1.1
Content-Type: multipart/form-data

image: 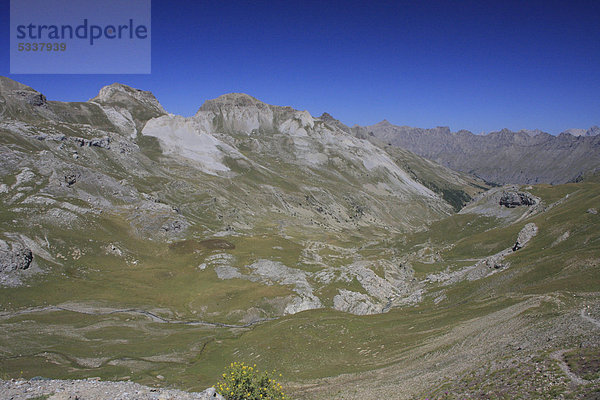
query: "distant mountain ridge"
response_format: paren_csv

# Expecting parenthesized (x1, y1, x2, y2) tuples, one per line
(561, 126, 600, 137)
(348, 120, 600, 185)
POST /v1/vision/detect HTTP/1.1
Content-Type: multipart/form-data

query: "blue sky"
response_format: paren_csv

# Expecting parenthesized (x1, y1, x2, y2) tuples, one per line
(1, 0, 599, 134)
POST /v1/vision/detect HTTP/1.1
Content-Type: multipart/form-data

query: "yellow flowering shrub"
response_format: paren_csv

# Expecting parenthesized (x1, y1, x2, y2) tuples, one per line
(215, 362, 287, 400)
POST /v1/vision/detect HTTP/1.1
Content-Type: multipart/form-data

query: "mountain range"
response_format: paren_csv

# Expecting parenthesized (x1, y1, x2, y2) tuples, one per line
(0, 76, 486, 312)
(349, 120, 600, 184)
(0, 77, 599, 399)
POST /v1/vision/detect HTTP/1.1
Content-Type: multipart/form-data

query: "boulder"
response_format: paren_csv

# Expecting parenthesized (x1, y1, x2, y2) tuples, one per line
(65, 174, 78, 187)
(0, 241, 33, 272)
(199, 387, 225, 399)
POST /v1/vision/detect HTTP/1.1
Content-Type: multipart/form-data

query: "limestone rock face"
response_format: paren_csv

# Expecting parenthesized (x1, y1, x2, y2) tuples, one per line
(14, 90, 47, 106)
(90, 83, 167, 132)
(513, 223, 538, 251)
(499, 191, 537, 208)
(333, 289, 383, 315)
(0, 240, 33, 272)
(91, 83, 166, 116)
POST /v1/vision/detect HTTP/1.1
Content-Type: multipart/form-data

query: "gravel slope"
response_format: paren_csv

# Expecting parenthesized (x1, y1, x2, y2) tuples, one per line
(0, 379, 223, 400)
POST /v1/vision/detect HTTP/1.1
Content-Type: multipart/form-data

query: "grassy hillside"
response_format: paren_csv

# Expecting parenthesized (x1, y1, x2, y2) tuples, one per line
(1, 181, 598, 399)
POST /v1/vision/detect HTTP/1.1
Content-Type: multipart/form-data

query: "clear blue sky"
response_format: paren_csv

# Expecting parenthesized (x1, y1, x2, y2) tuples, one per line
(1, 0, 599, 134)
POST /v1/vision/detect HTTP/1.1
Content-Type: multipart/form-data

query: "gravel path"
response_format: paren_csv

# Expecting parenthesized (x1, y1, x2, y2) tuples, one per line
(0, 378, 223, 400)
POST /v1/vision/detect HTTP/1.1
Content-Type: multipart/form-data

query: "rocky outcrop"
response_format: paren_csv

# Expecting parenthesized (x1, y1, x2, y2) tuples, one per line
(427, 223, 538, 284)
(459, 186, 542, 224)
(32, 134, 112, 149)
(0, 77, 54, 121)
(513, 223, 538, 251)
(64, 173, 79, 187)
(14, 90, 47, 106)
(473, 222, 538, 276)
(0, 240, 33, 272)
(0, 379, 224, 400)
(499, 191, 537, 208)
(333, 289, 382, 315)
(74, 136, 111, 149)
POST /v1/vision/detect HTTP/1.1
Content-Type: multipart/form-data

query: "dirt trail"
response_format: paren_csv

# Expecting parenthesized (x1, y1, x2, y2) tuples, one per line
(550, 308, 600, 386)
(545, 307, 600, 385)
(550, 349, 589, 385)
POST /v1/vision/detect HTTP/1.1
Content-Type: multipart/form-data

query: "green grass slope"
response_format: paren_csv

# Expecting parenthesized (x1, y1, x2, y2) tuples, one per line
(0, 181, 597, 399)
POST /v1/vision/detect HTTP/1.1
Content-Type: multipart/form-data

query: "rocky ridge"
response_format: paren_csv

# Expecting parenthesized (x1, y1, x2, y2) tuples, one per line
(351, 121, 600, 184)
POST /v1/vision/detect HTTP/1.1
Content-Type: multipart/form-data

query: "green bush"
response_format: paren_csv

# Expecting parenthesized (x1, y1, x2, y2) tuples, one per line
(215, 362, 288, 400)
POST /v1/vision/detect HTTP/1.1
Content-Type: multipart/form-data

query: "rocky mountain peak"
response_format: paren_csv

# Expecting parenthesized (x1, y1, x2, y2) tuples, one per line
(0, 76, 47, 107)
(319, 112, 336, 121)
(560, 126, 600, 137)
(88, 83, 166, 131)
(318, 112, 351, 133)
(586, 125, 600, 136)
(562, 128, 587, 136)
(90, 83, 166, 115)
(198, 93, 268, 113)
(375, 119, 392, 127)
